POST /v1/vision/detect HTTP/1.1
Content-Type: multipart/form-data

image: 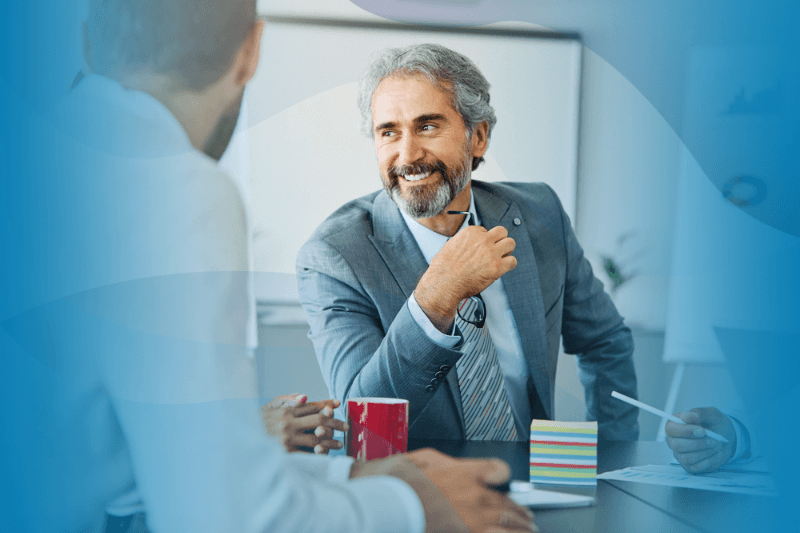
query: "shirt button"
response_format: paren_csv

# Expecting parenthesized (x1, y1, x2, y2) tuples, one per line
(513, 217, 522, 226)
(425, 385, 435, 392)
(439, 365, 451, 372)
(435, 371, 446, 380)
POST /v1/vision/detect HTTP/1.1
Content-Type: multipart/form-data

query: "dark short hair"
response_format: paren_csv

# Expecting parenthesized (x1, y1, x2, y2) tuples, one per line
(358, 43, 496, 170)
(86, 0, 257, 91)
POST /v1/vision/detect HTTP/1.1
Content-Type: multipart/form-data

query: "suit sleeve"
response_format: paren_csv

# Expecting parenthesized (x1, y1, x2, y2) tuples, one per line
(296, 237, 464, 425)
(546, 186, 640, 440)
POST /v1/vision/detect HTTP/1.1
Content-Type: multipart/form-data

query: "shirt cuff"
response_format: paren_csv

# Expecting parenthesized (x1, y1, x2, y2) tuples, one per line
(407, 294, 460, 349)
(326, 455, 356, 483)
(284, 453, 355, 483)
(287, 455, 425, 533)
(728, 415, 751, 462)
(348, 476, 426, 533)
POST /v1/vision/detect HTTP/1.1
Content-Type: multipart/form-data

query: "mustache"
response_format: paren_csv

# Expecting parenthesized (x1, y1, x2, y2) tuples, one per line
(388, 160, 448, 181)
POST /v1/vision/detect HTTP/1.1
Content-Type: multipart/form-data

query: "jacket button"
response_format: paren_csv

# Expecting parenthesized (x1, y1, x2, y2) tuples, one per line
(435, 371, 446, 380)
(513, 217, 521, 226)
(439, 365, 451, 372)
(429, 378, 440, 385)
(425, 385, 435, 392)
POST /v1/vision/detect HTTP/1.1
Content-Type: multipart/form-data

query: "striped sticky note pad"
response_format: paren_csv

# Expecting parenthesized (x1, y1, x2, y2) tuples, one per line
(530, 420, 598, 485)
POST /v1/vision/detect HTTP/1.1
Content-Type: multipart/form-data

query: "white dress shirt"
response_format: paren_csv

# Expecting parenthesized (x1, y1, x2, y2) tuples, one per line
(13, 75, 424, 533)
(403, 193, 533, 437)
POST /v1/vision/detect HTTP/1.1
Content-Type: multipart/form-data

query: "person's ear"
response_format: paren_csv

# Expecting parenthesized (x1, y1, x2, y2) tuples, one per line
(234, 20, 264, 87)
(470, 121, 489, 158)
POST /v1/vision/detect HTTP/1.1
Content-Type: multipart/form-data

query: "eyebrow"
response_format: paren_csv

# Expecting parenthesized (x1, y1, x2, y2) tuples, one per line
(374, 113, 448, 132)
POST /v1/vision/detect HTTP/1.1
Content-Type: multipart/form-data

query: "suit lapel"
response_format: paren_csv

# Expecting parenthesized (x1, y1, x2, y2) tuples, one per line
(367, 192, 429, 298)
(367, 192, 466, 431)
(474, 185, 552, 420)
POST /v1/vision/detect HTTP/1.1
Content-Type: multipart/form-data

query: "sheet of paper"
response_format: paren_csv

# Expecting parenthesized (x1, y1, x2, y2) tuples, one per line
(509, 482, 596, 509)
(669, 457, 771, 474)
(598, 464, 778, 496)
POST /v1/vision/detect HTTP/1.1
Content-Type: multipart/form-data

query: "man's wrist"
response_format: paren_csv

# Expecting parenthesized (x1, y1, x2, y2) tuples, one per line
(413, 284, 459, 333)
(417, 303, 455, 333)
(407, 295, 461, 348)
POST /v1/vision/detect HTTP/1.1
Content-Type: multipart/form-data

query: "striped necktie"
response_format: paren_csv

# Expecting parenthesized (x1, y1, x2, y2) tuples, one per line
(455, 298, 518, 441)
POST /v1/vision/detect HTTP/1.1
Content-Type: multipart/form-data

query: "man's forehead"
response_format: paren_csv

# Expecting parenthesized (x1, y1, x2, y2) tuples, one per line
(370, 74, 457, 124)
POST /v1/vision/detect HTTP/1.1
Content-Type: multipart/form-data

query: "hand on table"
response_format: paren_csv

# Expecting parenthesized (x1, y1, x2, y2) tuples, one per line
(415, 225, 517, 332)
(350, 448, 536, 533)
(261, 393, 348, 454)
(665, 407, 737, 473)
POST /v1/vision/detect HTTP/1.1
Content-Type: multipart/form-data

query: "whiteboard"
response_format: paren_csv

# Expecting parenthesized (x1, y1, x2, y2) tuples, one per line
(224, 18, 582, 299)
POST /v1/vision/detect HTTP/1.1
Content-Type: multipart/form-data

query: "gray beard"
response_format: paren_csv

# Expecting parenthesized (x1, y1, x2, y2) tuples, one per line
(386, 155, 472, 219)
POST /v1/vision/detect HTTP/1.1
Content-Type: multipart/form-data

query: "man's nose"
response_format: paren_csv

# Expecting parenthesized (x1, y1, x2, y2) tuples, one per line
(396, 133, 424, 166)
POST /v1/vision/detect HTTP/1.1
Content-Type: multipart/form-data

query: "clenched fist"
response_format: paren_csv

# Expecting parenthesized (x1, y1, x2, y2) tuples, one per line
(415, 225, 517, 332)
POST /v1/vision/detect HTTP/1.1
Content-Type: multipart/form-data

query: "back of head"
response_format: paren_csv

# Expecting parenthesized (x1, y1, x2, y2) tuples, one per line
(86, 0, 257, 91)
(357, 43, 497, 169)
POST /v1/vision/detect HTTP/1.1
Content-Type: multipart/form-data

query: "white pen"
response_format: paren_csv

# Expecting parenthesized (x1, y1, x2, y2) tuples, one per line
(611, 391, 729, 443)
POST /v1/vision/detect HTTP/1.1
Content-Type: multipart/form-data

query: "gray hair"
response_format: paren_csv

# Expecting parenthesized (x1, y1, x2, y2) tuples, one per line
(357, 43, 497, 171)
(86, 0, 256, 91)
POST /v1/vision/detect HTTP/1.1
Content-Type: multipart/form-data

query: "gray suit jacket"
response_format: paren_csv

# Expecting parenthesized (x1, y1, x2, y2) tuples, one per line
(297, 181, 639, 440)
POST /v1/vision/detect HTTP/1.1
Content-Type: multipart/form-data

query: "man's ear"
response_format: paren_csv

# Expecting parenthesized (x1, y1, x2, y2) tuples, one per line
(470, 121, 489, 158)
(234, 20, 264, 87)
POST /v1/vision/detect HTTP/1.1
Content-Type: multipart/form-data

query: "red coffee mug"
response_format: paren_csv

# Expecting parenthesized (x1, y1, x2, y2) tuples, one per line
(346, 398, 409, 461)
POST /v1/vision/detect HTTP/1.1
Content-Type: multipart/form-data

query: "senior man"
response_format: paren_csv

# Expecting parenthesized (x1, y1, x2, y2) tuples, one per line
(298, 43, 639, 442)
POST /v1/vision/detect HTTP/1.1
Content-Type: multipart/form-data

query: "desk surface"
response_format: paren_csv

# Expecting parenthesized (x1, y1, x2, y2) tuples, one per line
(408, 439, 778, 533)
(599, 441, 783, 533)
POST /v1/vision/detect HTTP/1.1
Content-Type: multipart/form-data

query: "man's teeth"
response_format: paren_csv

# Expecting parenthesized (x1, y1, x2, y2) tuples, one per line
(402, 171, 432, 182)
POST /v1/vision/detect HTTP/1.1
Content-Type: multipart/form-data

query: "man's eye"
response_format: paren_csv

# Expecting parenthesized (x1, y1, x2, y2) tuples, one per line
(381, 130, 396, 137)
(421, 124, 436, 131)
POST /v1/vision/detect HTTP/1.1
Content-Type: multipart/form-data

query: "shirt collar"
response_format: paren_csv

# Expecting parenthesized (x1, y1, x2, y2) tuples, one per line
(400, 190, 479, 265)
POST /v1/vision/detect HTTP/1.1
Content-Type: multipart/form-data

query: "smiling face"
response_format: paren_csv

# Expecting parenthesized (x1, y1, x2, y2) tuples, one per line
(371, 75, 488, 219)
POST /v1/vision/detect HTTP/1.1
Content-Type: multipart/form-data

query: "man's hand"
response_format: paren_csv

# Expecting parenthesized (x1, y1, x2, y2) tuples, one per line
(665, 407, 737, 473)
(415, 225, 517, 332)
(261, 394, 348, 454)
(350, 448, 536, 533)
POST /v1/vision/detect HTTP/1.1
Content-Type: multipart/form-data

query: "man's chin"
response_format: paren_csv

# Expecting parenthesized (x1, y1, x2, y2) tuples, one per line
(398, 181, 438, 199)
(389, 184, 450, 219)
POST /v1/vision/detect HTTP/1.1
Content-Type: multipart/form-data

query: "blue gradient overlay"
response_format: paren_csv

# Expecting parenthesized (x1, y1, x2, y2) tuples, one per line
(3, 1, 798, 532)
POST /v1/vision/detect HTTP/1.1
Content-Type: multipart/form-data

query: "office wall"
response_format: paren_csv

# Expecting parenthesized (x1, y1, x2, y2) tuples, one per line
(550, 45, 685, 436)
(576, 49, 682, 331)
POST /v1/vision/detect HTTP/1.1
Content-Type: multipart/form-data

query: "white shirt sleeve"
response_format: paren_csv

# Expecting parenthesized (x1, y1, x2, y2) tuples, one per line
(407, 293, 461, 349)
(285, 453, 356, 483)
(284, 454, 424, 533)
